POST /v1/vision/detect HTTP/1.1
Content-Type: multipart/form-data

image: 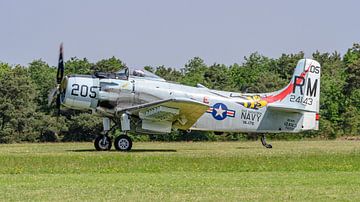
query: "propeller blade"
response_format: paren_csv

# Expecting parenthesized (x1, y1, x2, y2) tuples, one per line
(56, 93, 61, 116)
(53, 43, 65, 116)
(48, 87, 58, 107)
(57, 43, 64, 84)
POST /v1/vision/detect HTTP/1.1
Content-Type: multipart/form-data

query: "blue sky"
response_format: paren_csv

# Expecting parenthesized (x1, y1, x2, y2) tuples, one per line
(0, 0, 359, 68)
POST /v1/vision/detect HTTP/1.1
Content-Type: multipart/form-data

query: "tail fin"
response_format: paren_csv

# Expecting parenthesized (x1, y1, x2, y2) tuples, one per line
(263, 59, 321, 130)
(264, 59, 321, 112)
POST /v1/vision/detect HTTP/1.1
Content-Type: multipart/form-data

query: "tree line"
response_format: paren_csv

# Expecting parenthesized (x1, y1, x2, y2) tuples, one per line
(0, 44, 359, 143)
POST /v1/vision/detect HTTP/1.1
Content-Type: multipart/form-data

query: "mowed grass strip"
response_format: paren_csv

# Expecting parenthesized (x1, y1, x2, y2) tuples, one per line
(0, 141, 360, 174)
(1, 172, 360, 201)
(0, 141, 360, 201)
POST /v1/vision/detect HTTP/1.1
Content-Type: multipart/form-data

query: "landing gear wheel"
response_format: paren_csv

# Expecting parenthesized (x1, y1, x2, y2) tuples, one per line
(94, 135, 112, 151)
(114, 135, 132, 152)
(261, 135, 272, 149)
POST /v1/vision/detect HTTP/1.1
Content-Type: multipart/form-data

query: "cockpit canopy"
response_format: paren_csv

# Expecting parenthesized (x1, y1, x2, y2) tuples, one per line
(129, 68, 165, 81)
(93, 67, 165, 81)
(94, 68, 129, 80)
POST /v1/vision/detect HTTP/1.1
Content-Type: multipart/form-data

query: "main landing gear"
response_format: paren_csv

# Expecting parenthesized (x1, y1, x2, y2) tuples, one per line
(94, 134, 133, 152)
(261, 134, 272, 148)
(114, 135, 132, 151)
(94, 116, 133, 152)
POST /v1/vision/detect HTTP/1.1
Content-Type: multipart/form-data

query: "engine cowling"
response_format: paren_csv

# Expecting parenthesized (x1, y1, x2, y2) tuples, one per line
(62, 75, 100, 110)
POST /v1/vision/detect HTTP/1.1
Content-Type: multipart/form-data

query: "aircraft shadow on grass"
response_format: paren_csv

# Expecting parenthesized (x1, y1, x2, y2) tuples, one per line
(68, 149, 177, 153)
(235, 146, 255, 149)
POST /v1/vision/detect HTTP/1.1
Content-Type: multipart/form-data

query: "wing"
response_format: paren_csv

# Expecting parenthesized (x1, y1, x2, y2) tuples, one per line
(115, 98, 209, 132)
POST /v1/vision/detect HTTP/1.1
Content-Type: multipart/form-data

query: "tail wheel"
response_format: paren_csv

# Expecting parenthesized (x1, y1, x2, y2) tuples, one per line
(261, 135, 272, 149)
(114, 135, 132, 152)
(94, 135, 112, 151)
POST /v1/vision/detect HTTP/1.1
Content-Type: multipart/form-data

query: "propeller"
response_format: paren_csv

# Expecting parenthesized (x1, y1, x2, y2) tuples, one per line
(57, 43, 64, 85)
(48, 43, 65, 116)
(56, 43, 64, 115)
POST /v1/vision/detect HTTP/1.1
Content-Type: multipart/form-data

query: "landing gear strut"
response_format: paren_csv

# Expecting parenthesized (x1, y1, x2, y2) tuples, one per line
(113, 114, 133, 152)
(261, 135, 272, 148)
(94, 117, 113, 151)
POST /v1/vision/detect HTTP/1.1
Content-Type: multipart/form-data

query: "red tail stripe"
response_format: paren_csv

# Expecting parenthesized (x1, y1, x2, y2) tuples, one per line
(263, 62, 312, 103)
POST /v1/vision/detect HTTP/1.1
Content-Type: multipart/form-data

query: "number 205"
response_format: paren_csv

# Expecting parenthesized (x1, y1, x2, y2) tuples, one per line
(71, 84, 97, 98)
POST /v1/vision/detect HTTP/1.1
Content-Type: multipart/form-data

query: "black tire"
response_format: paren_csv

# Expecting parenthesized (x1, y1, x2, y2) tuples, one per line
(94, 135, 112, 151)
(114, 135, 132, 151)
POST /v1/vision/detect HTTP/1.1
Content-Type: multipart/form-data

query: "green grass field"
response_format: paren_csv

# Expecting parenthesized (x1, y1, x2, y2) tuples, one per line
(1, 140, 360, 201)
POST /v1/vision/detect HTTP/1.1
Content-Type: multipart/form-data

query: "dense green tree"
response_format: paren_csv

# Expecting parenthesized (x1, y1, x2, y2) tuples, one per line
(28, 60, 57, 112)
(33, 113, 67, 142)
(92, 56, 125, 73)
(342, 105, 360, 135)
(65, 57, 93, 75)
(180, 57, 208, 86)
(154, 66, 182, 82)
(0, 62, 11, 77)
(203, 63, 232, 91)
(273, 52, 305, 80)
(313, 51, 346, 137)
(63, 113, 103, 141)
(229, 53, 271, 92)
(0, 66, 37, 142)
(342, 44, 360, 135)
(343, 44, 360, 95)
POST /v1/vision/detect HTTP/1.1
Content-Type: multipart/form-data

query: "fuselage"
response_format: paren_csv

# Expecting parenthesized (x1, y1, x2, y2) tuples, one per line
(61, 74, 311, 134)
(131, 77, 305, 133)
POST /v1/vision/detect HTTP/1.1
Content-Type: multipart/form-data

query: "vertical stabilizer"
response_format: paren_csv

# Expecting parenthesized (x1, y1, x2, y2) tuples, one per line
(264, 59, 321, 113)
(263, 59, 321, 130)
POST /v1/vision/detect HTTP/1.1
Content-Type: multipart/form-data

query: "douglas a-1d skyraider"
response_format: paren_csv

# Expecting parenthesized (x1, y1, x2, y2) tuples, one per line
(50, 44, 321, 151)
